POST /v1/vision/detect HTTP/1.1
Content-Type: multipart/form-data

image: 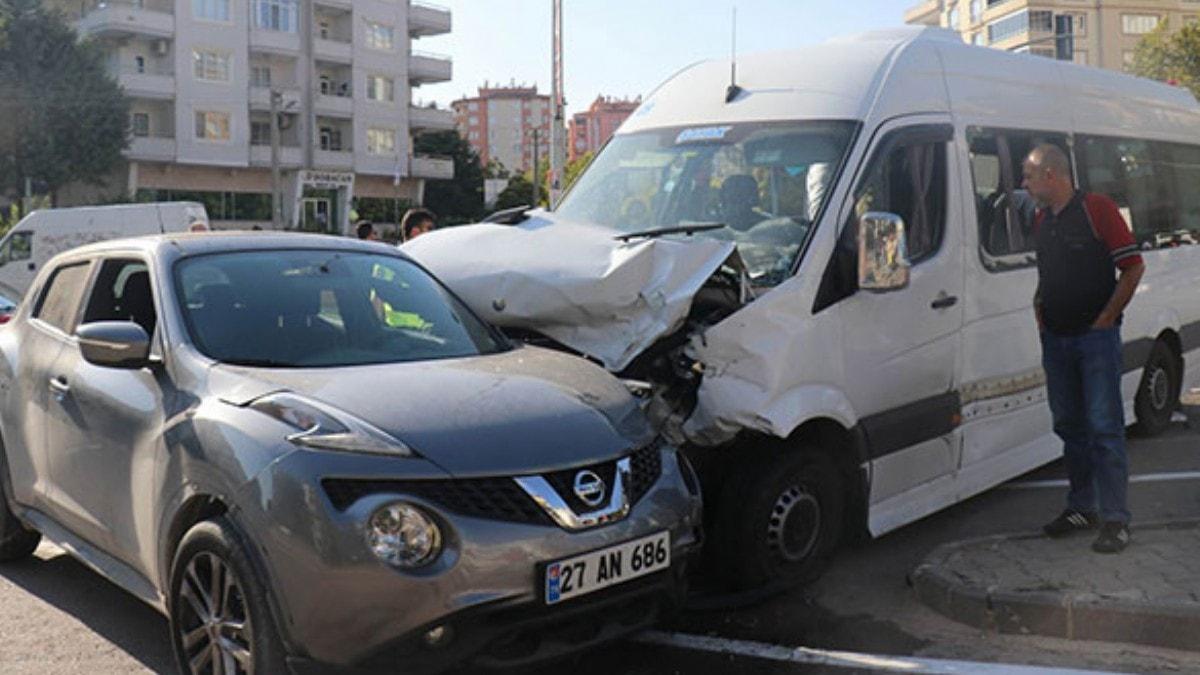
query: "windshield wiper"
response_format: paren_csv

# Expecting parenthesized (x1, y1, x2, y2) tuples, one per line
(614, 222, 726, 242)
(482, 204, 532, 225)
(221, 358, 298, 368)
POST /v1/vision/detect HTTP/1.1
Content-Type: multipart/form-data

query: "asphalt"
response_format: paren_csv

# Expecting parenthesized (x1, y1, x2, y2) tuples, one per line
(912, 395, 1200, 654)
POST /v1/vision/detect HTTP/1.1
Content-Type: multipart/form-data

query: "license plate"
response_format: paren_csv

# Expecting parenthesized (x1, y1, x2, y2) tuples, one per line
(543, 531, 670, 605)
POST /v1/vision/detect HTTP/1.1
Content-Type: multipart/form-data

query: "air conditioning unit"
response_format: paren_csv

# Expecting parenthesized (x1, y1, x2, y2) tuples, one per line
(155, 40, 169, 56)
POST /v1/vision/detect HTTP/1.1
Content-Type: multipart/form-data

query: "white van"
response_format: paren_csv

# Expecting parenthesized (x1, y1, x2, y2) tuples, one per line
(0, 202, 208, 301)
(405, 28, 1200, 591)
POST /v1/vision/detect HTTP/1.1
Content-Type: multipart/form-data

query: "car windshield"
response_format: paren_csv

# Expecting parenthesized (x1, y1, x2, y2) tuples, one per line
(555, 120, 857, 285)
(174, 250, 506, 367)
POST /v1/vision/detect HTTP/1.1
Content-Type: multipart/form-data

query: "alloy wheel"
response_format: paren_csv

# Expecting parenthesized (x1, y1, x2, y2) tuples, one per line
(177, 552, 255, 675)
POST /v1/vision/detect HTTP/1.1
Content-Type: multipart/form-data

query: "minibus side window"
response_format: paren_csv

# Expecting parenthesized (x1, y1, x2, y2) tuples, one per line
(968, 128, 1069, 271)
(1077, 135, 1198, 248)
(0, 231, 32, 266)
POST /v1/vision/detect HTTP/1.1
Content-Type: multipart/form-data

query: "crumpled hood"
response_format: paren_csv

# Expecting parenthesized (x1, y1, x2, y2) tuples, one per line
(209, 346, 651, 477)
(401, 213, 737, 371)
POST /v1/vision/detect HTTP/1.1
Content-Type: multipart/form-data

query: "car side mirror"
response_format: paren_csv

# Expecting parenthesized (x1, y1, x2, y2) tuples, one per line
(76, 321, 151, 369)
(857, 211, 911, 292)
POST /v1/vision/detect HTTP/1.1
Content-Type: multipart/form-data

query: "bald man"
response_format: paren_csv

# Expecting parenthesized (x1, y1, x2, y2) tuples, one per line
(1023, 143, 1145, 553)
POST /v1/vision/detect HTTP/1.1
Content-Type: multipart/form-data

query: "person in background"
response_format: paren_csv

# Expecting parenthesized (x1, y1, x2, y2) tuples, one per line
(356, 220, 379, 241)
(402, 208, 436, 242)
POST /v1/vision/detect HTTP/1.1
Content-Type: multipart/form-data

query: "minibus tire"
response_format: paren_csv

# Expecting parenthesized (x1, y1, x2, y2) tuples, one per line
(169, 517, 287, 675)
(713, 448, 843, 591)
(0, 455, 40, 562)
(1132, 340, 1180, 437)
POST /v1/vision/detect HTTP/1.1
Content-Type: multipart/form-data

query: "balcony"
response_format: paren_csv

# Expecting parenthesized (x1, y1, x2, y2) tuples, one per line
(114, 65, 174, 99)
(78, 0, 174, 39)
(249, 29, 301, 56)
(409, 1, 451, 37)
(408, 50, 452, 85)
(249, 85, 302, 111)
(408, 105, 455, 132)
(315, 92, 353, 117)
(411, 154, 454, 180)
(250, 145, 303, 168)
(315, 149, 354, 170)
(314, 38, 352, 63)
(126, 134, 176, 162)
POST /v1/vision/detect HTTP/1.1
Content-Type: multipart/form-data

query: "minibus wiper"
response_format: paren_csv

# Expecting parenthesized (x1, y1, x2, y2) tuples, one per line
(614, 222, 726, 241)
(482, 205, 532, 225)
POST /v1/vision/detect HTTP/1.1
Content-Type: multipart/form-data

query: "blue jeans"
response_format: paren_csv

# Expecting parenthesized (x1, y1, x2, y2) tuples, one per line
(1040, 326, 1130, 524)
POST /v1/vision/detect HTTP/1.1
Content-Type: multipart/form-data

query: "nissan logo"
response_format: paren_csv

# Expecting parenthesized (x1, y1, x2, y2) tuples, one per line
(573, 470, 607, 508)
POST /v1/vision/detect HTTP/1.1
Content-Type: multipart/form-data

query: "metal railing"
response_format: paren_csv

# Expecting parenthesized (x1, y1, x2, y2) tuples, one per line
(89, 0, 174, 14)
(112, 63, 174, 77)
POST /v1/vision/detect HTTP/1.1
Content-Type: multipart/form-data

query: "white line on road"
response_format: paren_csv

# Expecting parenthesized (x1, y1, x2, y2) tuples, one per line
(1004, 470, 1200, 490)
(634, 630, 1116, 675)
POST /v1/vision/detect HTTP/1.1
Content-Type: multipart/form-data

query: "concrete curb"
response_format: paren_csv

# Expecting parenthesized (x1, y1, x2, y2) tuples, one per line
(911, 520, 1200, 653)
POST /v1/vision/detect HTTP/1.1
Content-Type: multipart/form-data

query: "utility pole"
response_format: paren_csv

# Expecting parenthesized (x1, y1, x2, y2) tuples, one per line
(531, 128, 541, 207)
(549, 0, 565, 207)
(270, 89, 283, 229)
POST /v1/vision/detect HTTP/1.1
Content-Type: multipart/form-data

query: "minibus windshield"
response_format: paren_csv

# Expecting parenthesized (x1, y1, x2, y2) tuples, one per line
(556, 120, 857, 285)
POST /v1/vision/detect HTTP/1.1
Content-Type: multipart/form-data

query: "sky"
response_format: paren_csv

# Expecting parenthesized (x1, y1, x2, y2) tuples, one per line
(415, 0, 912, 111)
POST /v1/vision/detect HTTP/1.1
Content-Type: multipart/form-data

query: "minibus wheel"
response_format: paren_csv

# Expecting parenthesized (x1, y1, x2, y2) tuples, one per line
(713, 446, 844, 591)
(1132, 340, 1180, 437)
(169, 517, 287, 675)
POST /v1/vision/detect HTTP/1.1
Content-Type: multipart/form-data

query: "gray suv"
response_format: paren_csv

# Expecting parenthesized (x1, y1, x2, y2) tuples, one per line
(0, 234, 702, 674)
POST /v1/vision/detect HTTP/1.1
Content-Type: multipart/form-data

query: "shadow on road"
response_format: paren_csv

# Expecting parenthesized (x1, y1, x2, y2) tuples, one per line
(0, 544, 173, 673)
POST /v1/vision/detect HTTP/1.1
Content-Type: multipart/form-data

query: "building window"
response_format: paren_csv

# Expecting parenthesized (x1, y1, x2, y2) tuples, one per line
(251, 121, 271, 146)
(1029, 10, 1053, 33)
(1063, 12, 1086, 36)
(988, 10, 1029, 43)
(254, 0, 298, 33)
(970, 0, 982, 23)
(973, 31, 986, 46)
(365, 21, 394, 50)
(468, 101, 478, 111)
(1122, 14, 1160, 35)
(947, 7, 960, 28)
(193, 50, 231, 82)
(193, 0, 230, 22)
(131, 112, 150, 137)
(195, 111, 231, 141)
(367, 128, 396, 155)
(366, 75, 393, 102)
(320, 127, 343, 151)
(251, 66, 272, 87)
(134, 55, 146, 74)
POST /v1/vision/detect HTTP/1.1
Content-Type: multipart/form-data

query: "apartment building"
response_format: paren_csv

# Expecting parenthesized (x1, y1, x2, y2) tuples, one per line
(452, 84, 550, 174)
(50, 0, 455, 233)
(905, 0, 1200, 72)
(567, 95, 639, 163)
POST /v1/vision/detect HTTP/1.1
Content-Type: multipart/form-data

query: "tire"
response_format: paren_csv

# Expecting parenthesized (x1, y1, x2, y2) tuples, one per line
(1133, 340, 1180, 437)
(711, 447, 844, 591)
(0, 458, 40, 563)
(169, 517, 288, 675)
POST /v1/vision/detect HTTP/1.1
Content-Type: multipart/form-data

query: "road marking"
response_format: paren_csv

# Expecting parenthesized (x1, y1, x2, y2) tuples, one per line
(634, 630, 1115, 674)
(1005, 470, 1200, 490)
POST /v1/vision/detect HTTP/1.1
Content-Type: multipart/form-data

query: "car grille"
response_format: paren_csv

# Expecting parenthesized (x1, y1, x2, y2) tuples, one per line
(321, 440, 666, 525)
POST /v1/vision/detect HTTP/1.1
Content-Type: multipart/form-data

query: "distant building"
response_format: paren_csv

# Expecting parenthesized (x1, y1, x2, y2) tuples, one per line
(44, 0, 455, 233)
(452, 83, 550, 174)
(568, 95, 640, 163)
(904, 0, 1200, 72)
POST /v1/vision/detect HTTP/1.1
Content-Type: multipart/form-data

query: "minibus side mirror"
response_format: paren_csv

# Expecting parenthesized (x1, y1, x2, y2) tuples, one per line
(857, 211, 910, 292)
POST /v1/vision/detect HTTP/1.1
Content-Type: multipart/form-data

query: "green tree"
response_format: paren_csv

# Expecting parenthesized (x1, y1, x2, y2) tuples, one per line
(413, 129, 485, 224)
(1131, 20, 1200, 99)
(0, 0, 130, 213)
(494, 173, 534, 211)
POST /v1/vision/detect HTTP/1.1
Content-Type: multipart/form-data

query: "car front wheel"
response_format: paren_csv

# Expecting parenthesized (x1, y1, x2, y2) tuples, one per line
(169, 517, 286, 675)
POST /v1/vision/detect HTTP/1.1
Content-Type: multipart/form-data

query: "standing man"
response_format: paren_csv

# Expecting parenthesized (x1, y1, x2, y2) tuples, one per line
(356, 220, 379, 241)
(401, 208, 436, 242)
(1023, 144, 1145, 553)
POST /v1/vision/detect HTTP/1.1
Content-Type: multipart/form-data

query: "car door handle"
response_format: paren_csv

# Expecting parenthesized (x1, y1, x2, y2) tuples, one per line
(48, 376, 70, 398)
(930, 294, 958, 310)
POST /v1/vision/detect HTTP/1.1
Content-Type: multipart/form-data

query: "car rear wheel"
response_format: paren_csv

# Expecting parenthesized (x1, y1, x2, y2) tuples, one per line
(711, 446, 844, 591)
(0, 464, 40, 562)
(169, 518, 286, 675)
(1133, 340, 1180, 437)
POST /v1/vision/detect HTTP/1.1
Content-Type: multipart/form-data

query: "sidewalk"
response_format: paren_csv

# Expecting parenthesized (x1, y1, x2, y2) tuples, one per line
(912, 518, 1200, 652)
(913, 393, 1200, 653)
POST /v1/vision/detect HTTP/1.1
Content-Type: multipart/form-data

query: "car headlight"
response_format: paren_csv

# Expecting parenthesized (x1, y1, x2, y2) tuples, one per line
(367, 502, 442, 568)
(248, 392, 413, 456)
